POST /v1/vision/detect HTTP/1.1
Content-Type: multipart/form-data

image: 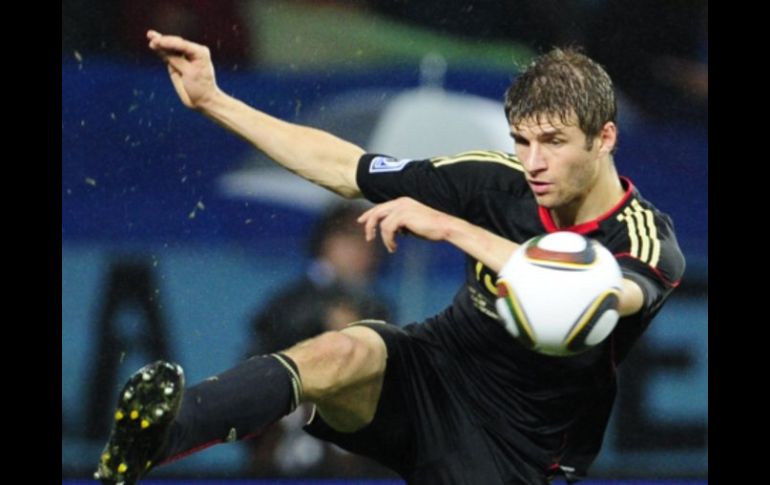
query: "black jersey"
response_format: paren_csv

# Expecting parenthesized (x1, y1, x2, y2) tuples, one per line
(356, 151, 685, 478)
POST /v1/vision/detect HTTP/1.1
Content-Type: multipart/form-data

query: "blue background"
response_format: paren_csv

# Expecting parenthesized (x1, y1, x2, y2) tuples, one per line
(62, 59, 707, 480)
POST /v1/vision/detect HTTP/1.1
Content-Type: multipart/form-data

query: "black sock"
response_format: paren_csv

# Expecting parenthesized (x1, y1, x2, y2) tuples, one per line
(160, 353, 302, 463)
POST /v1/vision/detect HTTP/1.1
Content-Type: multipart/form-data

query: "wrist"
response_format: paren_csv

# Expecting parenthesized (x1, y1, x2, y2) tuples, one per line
(196, 88, 228, 113)
(442, 214, 467, 245)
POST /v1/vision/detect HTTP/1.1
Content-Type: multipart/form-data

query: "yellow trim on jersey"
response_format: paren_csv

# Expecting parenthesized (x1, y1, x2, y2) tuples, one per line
(616, 199, 662, 267)
(483, 273, 499, 296)
(635, 199, 661, 267)
(431, 150, 523, 172)
(618, 209, 638, 256)
(631, 205, 650, 262)
(476, 261, 499, 295)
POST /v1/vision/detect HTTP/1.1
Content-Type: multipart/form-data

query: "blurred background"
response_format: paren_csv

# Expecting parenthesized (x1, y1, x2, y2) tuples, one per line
(62, 0, 707, 483)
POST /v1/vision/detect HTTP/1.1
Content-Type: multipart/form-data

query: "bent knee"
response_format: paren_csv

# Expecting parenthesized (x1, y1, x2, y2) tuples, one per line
(285, 328, 387, 399)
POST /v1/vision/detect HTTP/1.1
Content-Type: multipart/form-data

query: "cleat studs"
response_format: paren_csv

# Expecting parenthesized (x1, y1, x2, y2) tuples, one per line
(141, 419, 150, 429)
(164, 386, 174, 396)
(130, 410, 139, 420)
(142, 372, 152, 381)
(146, 460, 152, 469)
(154, 408, 164, 417)
(101, 452, 110, 462)
(115, 410, 124, 421)
(123, 390, 133, 401)
(118, 463, 128, 473)
(93, 471, 101, 479)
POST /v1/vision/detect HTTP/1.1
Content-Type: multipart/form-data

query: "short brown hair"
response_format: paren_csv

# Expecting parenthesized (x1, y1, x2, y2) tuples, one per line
(504, 48, 616, 148)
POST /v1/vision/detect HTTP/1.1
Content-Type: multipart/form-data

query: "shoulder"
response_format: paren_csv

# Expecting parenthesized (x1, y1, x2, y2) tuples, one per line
(427, 150, 529, 190)
(428, 150, 524, 172)
(606, 189, 686, 289)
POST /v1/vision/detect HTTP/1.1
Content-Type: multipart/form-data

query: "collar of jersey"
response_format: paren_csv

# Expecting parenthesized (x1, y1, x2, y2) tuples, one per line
(538, 176, 635, 234)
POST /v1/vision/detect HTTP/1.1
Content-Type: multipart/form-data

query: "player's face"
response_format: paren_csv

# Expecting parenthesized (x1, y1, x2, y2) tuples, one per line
(511, 116, 606, 210)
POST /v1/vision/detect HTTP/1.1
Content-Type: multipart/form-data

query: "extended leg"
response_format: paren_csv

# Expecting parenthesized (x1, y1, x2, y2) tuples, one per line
(95, 326, 388, 484)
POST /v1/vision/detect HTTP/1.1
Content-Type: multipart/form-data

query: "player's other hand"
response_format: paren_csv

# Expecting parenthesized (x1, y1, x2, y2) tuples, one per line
(146, 30, 221, 110)
(357, 197, 450, 253)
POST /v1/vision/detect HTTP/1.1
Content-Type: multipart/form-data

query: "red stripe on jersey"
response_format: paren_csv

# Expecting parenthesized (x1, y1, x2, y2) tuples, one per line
(538, 177, 635, 234)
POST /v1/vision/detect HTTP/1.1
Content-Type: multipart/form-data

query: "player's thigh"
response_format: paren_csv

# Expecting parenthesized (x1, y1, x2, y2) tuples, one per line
(284, 325, 388, 432)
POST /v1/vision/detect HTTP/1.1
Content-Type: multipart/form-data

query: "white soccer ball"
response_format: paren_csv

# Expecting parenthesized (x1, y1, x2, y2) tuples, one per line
(495, 232, 622, 357)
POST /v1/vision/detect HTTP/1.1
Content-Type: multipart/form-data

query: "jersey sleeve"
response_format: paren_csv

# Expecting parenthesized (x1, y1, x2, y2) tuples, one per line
(355, 151, 528, 217)
(613, 211, 686, 317)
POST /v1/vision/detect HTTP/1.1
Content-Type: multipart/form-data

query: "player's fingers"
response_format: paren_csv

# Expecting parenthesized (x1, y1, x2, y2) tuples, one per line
(148, 33, 207, 59)
(380, 227, 396, 253)
(356, 206, 375, 224)
(379, 216, 401, 253)
(167, 68, 193, 107)
(164, 54, 187, 74)
(358, 210, 379, 242)
(363, 216, 377, 242)
(361, 204, 392, 242)
(148, 33, 186, 52)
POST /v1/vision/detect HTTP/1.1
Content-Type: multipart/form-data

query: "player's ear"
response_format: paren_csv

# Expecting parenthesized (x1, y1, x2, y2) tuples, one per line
(597, 122, 617, 156)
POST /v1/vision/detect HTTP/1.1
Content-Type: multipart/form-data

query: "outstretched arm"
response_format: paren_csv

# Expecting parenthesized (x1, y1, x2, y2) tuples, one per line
(357, 197, 519, 272)
(146, 30, 364, 198)
(357, 197, 644, 316)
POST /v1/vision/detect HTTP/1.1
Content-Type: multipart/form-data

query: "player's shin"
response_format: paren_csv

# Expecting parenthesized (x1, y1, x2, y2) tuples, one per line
(161, 353, 302, 463)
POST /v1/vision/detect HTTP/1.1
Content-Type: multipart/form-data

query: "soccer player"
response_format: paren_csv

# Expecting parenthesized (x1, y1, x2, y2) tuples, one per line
(94, 29, 685, 485)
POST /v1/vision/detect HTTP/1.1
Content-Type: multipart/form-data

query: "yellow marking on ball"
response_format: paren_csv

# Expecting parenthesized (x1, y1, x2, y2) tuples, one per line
(101, 453, 110, 462)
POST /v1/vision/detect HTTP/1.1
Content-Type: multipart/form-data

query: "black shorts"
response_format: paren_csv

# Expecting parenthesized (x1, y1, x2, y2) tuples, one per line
(303, 320, 551, 485)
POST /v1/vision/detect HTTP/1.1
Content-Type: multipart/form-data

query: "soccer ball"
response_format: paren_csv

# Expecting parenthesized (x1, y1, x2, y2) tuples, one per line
(495, 232, 622, 357)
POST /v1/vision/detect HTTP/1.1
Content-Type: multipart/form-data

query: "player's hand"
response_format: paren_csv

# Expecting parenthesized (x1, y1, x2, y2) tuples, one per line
(146, 30, 220, 109)
(357, 197, 450, 253)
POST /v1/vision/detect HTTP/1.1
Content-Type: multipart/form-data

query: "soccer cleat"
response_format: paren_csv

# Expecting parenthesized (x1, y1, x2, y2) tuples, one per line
(94, 361, 185, 485)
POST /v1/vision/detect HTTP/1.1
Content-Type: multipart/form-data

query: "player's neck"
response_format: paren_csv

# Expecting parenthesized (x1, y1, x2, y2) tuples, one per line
(551, 167, 624, 228)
